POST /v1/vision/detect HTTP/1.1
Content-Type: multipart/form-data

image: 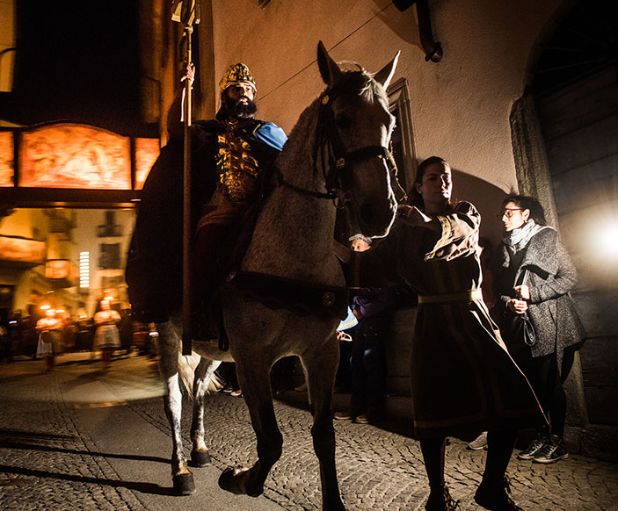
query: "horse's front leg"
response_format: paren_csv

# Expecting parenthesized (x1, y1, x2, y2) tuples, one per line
(157, 319, 195, 495)
(218, 354, 282, 497)
(303, 337, 346, 511)
(190, 357, 221, 467)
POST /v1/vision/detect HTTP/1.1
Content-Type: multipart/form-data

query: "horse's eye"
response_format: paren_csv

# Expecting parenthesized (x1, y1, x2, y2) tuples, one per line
(335, 114, 351, 129)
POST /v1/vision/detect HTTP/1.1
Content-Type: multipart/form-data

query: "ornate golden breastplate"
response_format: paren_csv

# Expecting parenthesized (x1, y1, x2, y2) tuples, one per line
(215, 121, 260, 202)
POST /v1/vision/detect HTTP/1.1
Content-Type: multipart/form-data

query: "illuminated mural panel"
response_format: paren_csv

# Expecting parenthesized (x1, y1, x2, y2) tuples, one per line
(0, 235, 45, 265)
(135, 137, 160, 189)
(20, 124, 131, 189)
(0, 131, 14, 187)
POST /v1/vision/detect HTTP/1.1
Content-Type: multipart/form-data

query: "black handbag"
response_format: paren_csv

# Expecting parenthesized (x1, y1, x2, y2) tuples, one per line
(516, 269, 537, 347)
(502, 268, 537, 349)
(520, 311, 536, 347)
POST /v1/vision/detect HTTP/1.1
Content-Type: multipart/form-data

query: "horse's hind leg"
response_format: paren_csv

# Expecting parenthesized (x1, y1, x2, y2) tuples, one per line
(190, 357, 221, 467)
(218, 356, 282, 497)
(304, 339, 346, 511)
(157, 319, 195, 495)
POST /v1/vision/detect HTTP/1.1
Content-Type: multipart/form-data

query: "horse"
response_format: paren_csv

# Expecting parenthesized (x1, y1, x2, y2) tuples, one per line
(155, 41, 400, 510)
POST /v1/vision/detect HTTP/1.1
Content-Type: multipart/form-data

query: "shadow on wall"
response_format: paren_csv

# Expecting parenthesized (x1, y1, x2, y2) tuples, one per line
(370, 0, 422, 47)
(451, 168, 508, 245)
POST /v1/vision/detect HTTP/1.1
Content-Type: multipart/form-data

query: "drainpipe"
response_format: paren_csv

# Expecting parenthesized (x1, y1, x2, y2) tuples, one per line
(392, 0, 443, 63)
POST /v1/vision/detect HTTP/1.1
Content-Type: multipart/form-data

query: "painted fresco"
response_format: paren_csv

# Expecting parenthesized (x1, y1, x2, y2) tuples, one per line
(0, 131, 14, 187)
(135, 137, 160, 189)
(20, 124, 131, 189)
(0, 235, 45, 265)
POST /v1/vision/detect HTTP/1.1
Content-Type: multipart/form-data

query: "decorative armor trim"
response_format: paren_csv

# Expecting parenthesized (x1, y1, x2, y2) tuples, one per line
(215, 121, 260, 202)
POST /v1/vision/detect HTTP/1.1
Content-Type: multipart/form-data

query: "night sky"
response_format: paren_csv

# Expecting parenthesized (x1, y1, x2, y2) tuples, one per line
(0, 1, 154, 136)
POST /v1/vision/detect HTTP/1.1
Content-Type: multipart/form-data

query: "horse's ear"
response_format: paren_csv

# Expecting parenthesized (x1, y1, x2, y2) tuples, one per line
(373, 51, 401, 90)
(317, 41, 343, 87)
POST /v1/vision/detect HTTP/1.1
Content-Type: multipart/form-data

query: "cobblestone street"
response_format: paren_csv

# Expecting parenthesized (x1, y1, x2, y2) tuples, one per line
(1, 354, 617, 510)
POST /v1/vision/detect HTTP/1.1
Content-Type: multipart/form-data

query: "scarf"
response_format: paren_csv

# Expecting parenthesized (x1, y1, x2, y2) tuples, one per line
(503, 219, 545, 253)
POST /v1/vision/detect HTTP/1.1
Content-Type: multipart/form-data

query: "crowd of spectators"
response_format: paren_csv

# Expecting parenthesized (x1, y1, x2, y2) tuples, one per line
(0, 301, 157, 364)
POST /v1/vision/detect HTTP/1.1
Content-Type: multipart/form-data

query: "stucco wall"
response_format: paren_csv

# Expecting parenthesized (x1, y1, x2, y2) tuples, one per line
(206, 0, 563, 240)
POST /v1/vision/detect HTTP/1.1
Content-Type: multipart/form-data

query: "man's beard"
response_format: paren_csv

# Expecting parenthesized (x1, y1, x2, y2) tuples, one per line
(225, 97, 257, 119)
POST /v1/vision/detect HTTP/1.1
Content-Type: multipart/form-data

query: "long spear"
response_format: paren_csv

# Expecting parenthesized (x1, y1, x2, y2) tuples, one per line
(171, 0, 200, 356)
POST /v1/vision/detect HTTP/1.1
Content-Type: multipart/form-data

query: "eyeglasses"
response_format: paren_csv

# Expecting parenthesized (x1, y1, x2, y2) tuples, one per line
(499, 208, 523, 218)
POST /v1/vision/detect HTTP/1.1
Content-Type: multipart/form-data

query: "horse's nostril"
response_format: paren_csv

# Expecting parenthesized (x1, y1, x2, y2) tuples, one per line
(360, 204, 373, 224)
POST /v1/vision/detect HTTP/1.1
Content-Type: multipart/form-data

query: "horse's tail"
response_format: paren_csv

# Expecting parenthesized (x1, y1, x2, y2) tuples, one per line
(177, 352, 223, 398)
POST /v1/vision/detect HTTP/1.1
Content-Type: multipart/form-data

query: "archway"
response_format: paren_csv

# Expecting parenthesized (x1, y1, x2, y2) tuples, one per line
(511, 0, 617, 460)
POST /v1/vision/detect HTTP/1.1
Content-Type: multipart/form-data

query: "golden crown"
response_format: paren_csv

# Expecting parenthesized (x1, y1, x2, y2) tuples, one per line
(219, 63, 257, 92)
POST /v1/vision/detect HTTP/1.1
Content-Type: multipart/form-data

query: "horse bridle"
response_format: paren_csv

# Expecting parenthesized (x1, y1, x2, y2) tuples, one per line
(276, 89, 405, 205)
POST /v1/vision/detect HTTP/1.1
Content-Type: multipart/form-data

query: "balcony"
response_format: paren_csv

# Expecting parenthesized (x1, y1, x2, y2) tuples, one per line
(97, 224, 123, 237)
(0, 235, 45, 269)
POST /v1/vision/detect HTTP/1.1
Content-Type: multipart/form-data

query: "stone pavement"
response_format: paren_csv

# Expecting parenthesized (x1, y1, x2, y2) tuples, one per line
(0, 353, 617, 510)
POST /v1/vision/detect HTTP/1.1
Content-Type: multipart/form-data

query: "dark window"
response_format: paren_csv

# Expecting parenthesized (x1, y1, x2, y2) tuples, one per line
(98, 243, 121, 269)
(97, 210, 123, 237)
(388, 78, 416, 197)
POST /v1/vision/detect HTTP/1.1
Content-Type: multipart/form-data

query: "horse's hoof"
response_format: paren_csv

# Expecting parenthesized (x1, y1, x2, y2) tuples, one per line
(173, 473, 196, 496)
(219, 467, 243, 495)
(218, 466, 263, 497)
(190, 449, 211, 467)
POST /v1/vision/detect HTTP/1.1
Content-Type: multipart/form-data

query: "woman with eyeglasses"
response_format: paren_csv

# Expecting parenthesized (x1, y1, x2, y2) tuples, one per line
(496, 194, 585, 465)
(354, 157, 543, 511)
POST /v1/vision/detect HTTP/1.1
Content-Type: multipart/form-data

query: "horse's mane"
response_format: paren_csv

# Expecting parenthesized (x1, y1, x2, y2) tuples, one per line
(275, 69, 387, 178)
(274, 97, 321, 178)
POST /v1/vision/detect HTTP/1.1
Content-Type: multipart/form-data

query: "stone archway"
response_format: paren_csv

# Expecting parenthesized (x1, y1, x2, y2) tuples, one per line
(510, 0, 618, 460)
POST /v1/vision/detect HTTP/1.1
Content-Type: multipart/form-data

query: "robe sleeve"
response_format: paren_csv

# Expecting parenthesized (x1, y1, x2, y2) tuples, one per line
(424, 201, 480, 262)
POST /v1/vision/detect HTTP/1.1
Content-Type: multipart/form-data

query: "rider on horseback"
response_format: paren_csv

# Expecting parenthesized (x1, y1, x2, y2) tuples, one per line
(126, 63, 287, 338)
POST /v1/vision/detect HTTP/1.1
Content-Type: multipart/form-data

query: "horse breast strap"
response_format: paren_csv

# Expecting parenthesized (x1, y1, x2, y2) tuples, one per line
(227, 270, 348, 320)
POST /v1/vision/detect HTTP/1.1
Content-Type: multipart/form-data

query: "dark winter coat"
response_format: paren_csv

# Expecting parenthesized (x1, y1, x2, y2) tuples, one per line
(496, 227, 586, 371)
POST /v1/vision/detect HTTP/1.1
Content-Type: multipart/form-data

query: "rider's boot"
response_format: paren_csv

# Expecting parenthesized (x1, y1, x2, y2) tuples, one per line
(190, 221, 229, 341)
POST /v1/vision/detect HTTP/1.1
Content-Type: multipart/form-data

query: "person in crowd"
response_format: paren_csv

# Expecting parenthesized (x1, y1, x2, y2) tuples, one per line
(495, 194, 585, 464)
(0, 322, 10, 363)
(93, 299, 121, 370)
(331, 305, 358, 392)
(350, 156, 544, 511)
(118, 307, 134, 355)
(126, 62, 287, 340)
(61, 314, 78, 353)
(25, 302, 42, 357)
(217, 361, 243, 397)
(35, 307, 63, 371)
(335, 234, 392, 425)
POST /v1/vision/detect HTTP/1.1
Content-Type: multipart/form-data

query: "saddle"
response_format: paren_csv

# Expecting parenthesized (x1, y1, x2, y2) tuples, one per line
(198, 203, 348, 351)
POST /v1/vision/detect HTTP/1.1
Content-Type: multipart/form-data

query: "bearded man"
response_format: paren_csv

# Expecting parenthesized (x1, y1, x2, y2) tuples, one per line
(126, 63, 287, 336)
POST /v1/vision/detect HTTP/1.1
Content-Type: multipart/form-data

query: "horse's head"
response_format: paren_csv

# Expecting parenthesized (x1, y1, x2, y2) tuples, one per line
(316, 41, 399, 240)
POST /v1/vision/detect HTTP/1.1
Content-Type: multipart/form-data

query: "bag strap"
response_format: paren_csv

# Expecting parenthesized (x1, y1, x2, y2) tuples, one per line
(515, 266, 530, 287)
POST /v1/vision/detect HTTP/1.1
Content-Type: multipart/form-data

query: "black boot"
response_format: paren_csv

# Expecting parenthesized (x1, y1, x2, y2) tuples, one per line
(474, 476, 522, 511)
(425, 485, 460, 511)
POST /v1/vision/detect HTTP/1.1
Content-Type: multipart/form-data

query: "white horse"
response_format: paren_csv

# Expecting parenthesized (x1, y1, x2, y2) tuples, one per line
(156, 42, 399, 510)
